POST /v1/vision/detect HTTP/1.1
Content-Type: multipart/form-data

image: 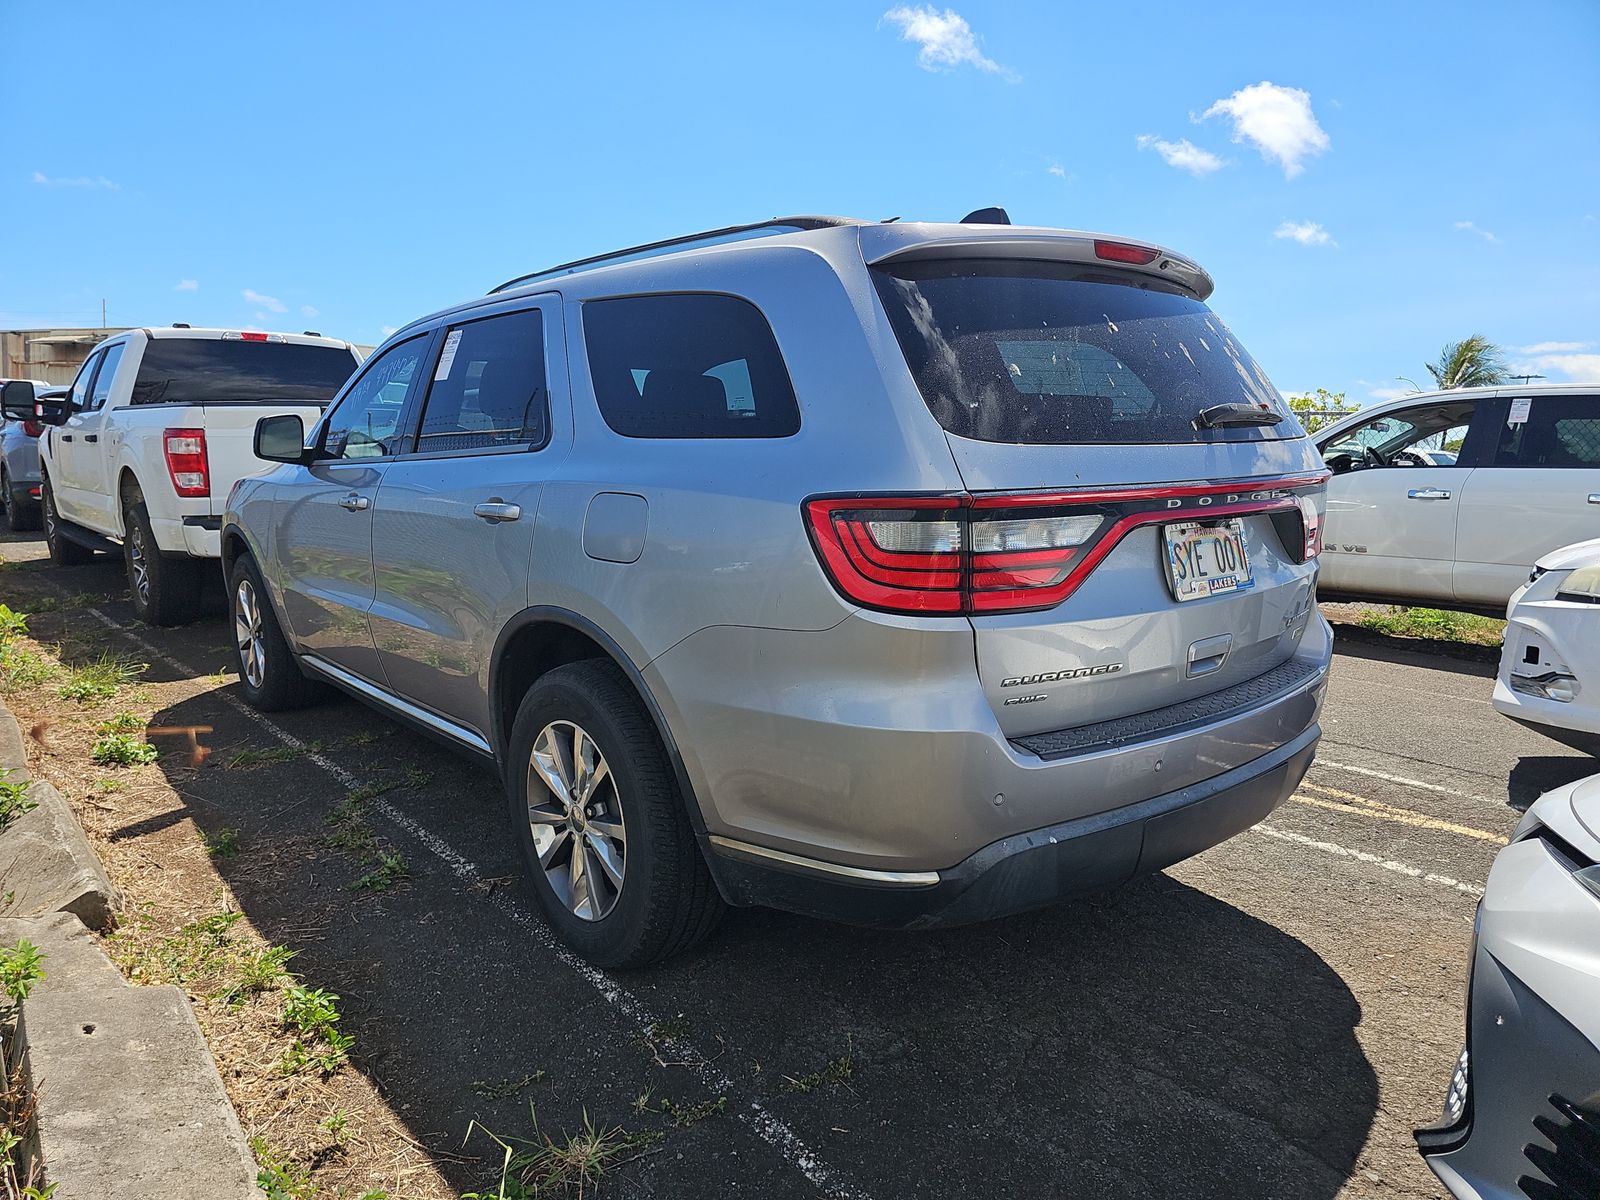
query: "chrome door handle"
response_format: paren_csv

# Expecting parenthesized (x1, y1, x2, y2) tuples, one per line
(1407, 488, 1452, 500)
(473, 500, 522, 523)
(338, 492, 370, 512)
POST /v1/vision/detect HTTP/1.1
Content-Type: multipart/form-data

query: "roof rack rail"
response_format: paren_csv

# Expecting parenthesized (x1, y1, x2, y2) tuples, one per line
(488, 215, 860, 294)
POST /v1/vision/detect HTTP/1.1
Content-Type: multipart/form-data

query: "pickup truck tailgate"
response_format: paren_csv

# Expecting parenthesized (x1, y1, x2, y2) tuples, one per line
(194, 403, 323, 514)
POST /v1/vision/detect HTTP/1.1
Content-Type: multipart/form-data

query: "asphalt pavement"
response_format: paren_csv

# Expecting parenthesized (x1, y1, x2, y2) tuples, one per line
(4, 530, 1591, 1199)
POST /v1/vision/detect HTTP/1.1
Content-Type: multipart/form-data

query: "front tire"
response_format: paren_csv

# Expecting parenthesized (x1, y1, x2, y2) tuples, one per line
(41, 476, 94, 565)
(122, 497, 202, 626)
(507, 660, 722, 967)
(228, 554, 323, 711)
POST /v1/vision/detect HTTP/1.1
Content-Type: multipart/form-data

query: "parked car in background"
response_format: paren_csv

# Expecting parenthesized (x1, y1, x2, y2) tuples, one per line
(1315, 386, 1600, 612)
(1494, 537, 1600, 756)
(1417, 772, 1600, 1197)
(1, 327, 361, 626)
(0, 377, 53, 532)
(224, 213, 1333, 966)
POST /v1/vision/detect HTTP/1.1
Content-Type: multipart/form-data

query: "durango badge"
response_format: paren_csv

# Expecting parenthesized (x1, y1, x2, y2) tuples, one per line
(1001, 663, 1124, 687)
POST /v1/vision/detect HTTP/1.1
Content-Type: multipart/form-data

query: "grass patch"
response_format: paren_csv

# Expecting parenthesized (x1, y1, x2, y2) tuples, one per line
(783, 1034, 855, 1093)
(1353, 606, 1505, 647)
(227, 742, 318, 770)
(658, 1095, 727, 1129)
(463, 1112, 662, 1200)
(204, 827, 241, 858)
(57, 652, 145, 702)
(95, 712, 145, 735)
(91, 732, 158, 767)
(349, 850, 408, 893)
(0, 771, 36, 833)
(0, 644, 54, 690)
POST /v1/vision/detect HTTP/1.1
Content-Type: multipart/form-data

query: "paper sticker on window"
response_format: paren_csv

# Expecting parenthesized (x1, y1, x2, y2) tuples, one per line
(1508, 397, 1532, 426)
(434, 329, 463, 381)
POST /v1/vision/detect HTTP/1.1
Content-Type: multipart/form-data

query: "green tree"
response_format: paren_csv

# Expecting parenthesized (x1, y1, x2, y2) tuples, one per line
(1426, 334, 1508, 390)
(1286, 388, 1359, 434)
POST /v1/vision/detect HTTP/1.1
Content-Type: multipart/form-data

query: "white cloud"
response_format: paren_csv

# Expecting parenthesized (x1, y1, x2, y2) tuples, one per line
(1274, 220, 1335, 247)
(380, 325, 398, 337)
(1047, 164, 1066, 178)
(1453, 220, 1498, 243)
(242, 288, 286, 314)
(301, 305, 319, 319)
(30, 170, 119, 190)
(1368, 386, 1415, 401)
(1516, 341, 1592, 355)
(1199, 82, 1329, 179)
(881, 6, 1018, 81)
(174, 279, 199, 292)
(1511, 351, 1600, 384)
(1135, 135, 1225, 176)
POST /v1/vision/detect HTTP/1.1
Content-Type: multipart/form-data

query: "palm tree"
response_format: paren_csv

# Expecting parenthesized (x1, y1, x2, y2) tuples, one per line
(1426, 335, 1508, 390)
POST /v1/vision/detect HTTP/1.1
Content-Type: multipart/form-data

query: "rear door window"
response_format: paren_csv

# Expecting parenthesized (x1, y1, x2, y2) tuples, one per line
(131, 339, 358, 405)
(583, 294, 800, 438)
(1490, 396, 1600, 467)
(872, 258, 1297, 444)
(413, 309, 547, 454)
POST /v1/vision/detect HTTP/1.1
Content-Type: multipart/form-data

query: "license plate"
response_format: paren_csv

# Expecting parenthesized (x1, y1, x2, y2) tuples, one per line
(1163, 519, 1253, 602)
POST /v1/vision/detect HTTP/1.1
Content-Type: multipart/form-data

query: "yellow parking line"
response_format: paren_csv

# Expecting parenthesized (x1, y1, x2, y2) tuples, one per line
(1291, 788, 1509, 845)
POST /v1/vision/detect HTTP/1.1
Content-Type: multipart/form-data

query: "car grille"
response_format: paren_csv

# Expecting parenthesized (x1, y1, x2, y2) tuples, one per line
(1011, 656, 1323, 761)
(1519, 1092, 1600, 1199)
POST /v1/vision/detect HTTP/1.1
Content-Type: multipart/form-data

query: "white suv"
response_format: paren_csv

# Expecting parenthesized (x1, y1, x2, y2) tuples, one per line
(1315, 385, 1600, 611)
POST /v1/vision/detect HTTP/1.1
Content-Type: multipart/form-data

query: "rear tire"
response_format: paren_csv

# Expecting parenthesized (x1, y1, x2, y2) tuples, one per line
(0, 469, 40, 533)
(122, 497, 202, 627)
(41, 476, 94, 565)
(228, 554, 323, 711)
(507, 660, 722, 967)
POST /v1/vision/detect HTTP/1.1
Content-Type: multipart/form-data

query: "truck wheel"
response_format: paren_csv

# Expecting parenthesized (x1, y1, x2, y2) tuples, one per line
(42, 477, 94, 565)
(506, 659, 723, 967)
(122, 498, 202, 627)
(1, 469, 41, 533)
(228, 554, 323, 711)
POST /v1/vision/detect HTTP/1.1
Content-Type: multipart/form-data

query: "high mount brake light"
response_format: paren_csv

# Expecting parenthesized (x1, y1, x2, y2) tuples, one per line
(805, 477, 1327, 615)
(1093, 240, 1160, 266)
(163, 427, 210, 497)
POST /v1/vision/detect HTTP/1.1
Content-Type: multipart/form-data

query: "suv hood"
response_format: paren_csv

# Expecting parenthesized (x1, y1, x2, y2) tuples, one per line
(1535, 538, 1600, 573)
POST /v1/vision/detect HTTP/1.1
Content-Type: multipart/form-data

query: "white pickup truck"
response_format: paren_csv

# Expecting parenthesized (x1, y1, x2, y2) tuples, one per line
(0, 327, 361, 625)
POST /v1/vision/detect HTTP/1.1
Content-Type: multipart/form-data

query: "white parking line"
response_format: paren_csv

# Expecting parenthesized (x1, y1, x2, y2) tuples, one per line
(1253, 823, 1485, 897)
(85, 608, 870, 1200)
(1311, 759, 1502, 808)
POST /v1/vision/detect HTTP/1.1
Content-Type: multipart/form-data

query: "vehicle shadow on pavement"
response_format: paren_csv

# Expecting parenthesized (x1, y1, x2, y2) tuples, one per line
(1508, 754, 1597, 811)
(150, 686, 1378, 1200)
(1329, 630, 1496, 678)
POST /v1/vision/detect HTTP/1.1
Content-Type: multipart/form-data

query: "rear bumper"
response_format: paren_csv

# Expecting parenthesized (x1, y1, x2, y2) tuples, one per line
(707, 723, 1319, 927)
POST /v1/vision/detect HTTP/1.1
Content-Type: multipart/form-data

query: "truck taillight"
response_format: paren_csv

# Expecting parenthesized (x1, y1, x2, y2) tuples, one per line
(21, 420, 43, 438)
(163, 427, 210, 497)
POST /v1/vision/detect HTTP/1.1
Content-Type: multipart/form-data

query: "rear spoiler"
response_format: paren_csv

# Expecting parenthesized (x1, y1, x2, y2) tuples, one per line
(860, 227, 1215, 301)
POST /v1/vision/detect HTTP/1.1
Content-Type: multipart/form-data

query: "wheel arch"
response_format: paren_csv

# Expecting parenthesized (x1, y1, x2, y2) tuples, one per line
(490, 607, 709, 836)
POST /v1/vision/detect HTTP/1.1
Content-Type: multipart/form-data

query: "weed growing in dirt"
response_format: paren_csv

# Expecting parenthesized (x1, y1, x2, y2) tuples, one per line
(95, 712, 144, 735)
(0, 771, 36, 833)
(462, 1111, 663, 1200)
(783, 1034, 854, 1093)
(279, 985, 355, 1077)
(0, 940, 44, 1003)
(3, 1056, 57, 1198)
(249, 1136, 316, 1200)
(58, 652, 145, 702)
(91, 732, 158, 767)
(350, 850, 408, 893)
(658, 1095, 727, 1128)
(205, 827, 241, 858)
(216, 943, 295, 1007)
(0, 606, 25, 643)
(0, 644, 54, 691)
(471, 1071, 546, 1101)
(318, 1107, 349, 1144)
(228, 742, 318, 770)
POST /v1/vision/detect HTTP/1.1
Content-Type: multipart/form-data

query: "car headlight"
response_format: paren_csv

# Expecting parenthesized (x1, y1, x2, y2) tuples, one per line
(1556, 564, 1600, 604)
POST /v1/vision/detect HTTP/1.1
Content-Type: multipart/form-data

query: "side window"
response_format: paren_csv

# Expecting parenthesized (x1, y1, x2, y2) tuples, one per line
(321, 335, 429, 460)
(414, 309, 546, 454)
(1492, 397, 1600, 468)
(85, 343, 125, 411)
(68, 352, 101, 411)
(1322, 401, 1475, 473)
(583, 294, 801, 439)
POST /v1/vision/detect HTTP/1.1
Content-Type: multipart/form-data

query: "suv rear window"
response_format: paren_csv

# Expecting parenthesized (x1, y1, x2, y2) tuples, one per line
(583, 294, 800, 438)
(872, 259, 1296, 445)
(131, 339, 358, 405)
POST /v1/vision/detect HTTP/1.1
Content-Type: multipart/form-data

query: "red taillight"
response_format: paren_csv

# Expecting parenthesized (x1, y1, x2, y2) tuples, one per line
(21, 420, 43, 438)
(1093, 239, 1160, 266)
(1297, 493, 1323, 562)
(163, 427, 210, 497)
(235, 331, 270, 342)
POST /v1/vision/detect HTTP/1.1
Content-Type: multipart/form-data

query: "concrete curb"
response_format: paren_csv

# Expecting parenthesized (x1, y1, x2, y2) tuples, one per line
(0, 704, 120, 930)
(2, 913, 258, 1199)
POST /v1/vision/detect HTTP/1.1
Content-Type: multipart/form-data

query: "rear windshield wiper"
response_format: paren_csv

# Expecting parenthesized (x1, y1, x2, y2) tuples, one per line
(1195, 402, 1286, 429)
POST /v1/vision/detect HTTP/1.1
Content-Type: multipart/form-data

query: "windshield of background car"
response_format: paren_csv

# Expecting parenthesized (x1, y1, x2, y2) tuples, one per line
(131, 340, 358, 405)
(870, 258, 1299, 445)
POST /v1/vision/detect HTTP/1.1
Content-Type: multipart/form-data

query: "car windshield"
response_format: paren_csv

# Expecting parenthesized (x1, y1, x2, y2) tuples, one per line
(871, 258, 1298, 445)
(131, 340, 357, 405)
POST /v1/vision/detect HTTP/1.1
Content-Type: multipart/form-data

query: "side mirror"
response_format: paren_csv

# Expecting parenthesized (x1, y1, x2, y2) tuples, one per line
(2, 380, 70, 425)
(254, 413, 310, 464)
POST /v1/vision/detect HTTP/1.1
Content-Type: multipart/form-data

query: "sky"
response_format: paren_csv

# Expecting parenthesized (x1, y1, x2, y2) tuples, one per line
(3, 0, 1598, 406)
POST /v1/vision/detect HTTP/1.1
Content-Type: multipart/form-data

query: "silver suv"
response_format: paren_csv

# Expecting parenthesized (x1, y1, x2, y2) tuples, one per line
(225, 214, 1333, 966)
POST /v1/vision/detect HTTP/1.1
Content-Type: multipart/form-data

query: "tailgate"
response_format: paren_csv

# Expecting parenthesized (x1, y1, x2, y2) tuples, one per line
(197, 403, 323, 513)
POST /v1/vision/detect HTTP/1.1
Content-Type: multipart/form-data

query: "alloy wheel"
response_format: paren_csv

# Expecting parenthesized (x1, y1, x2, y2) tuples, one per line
(128, 521, 150, 604)
(234, 578, 267, 689)
(527, 720, 626, 921)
